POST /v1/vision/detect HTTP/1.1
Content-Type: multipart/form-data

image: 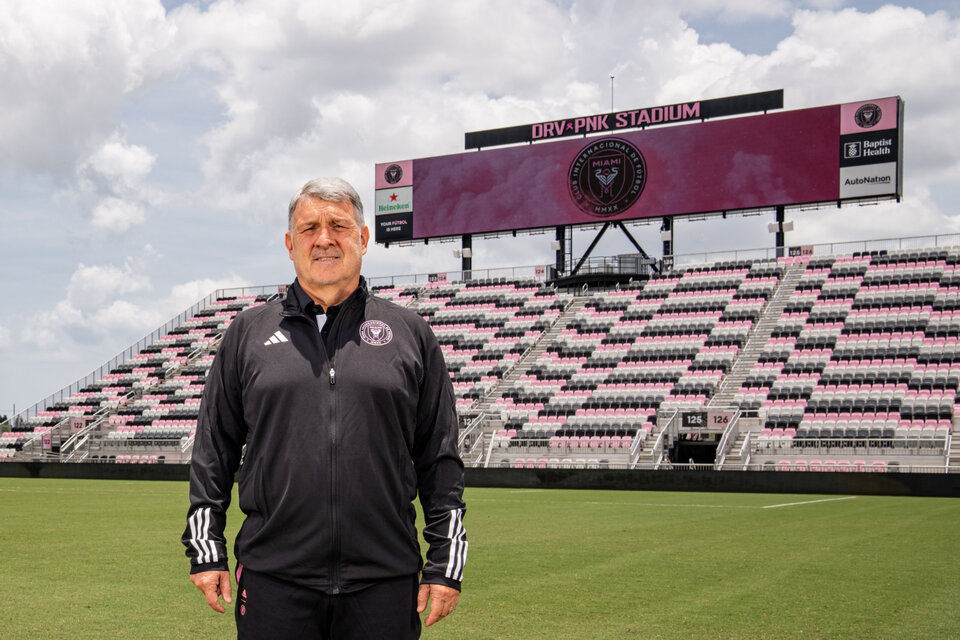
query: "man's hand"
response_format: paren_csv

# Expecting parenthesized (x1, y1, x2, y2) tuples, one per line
(190, 570, 233, 613)
(417, 583, 460, 627)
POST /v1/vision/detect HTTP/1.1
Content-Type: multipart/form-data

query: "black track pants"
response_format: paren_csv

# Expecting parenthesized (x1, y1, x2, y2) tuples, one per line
(235, 565, 421, 640)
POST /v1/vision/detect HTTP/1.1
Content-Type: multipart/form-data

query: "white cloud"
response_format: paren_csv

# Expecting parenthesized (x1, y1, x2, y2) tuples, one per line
(74, 132, 159, 233)
(0, 325, 11, 350)
(88, 299, 161, 336)
(97, 199, 148, 232)
(20, 255, 250, 352)
(168, 277, 248, 309)
(86, 133, 157, 189)
(66, 257, 154, 310)
(0, 0, 174, 176)
(792, 184, 960, 246)
(21, 300, 83, 350)
(90, 198, 147, 233)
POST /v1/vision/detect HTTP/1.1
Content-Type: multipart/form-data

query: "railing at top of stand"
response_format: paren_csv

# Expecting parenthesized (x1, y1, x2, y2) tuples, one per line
(368, 232, 960, 288)
(668, 232, 960, 269)
(366, 264, 550, 289)
(13, 290, 223, 425)
(12, 289, 283, 428)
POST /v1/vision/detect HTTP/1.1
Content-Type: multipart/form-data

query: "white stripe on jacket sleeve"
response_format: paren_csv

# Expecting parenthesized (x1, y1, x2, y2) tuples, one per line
(188, 507, 220, 565)
(443, 508, 468, 582)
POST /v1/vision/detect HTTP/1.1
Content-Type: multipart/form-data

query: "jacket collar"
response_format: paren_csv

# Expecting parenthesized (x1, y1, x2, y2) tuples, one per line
(281, 277, 368, 317)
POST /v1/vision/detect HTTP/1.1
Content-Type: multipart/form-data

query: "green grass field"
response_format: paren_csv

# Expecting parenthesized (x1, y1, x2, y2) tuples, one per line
(0, 478, 958, 639)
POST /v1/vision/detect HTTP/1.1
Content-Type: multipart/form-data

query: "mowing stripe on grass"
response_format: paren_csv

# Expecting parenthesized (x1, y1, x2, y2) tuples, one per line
(762, 496, 857, 509)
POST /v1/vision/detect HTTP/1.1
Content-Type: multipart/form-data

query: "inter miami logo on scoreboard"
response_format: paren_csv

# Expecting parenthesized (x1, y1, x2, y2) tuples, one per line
(568, 137, 647, 217)
(383, 163, 404, 185)
(854, 103, 882, 129)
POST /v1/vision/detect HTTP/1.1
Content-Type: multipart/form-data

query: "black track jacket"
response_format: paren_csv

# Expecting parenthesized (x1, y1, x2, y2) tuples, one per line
(182, 278, 467, 593)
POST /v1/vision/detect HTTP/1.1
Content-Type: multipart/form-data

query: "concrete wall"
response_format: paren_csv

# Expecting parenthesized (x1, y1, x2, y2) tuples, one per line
(465, 468, 960, 497)
(1, 462, 959, 497)
(0, 461, 189, 482)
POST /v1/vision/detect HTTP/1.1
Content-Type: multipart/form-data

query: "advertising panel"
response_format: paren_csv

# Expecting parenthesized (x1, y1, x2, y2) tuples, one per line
(375, 96, 901, 244)
(464, 90, 784, 148)
(837, 97, 902, 200)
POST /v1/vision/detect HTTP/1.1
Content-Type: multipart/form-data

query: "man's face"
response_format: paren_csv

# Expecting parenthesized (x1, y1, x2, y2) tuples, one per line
(285, 197, 369, 307)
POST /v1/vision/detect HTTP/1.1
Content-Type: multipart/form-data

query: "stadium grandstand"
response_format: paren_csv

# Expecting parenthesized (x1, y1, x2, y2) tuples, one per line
(2, 234, 958, 476)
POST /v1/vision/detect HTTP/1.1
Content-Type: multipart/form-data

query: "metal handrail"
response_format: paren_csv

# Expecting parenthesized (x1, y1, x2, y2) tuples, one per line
(739, 432, 752, 459)
(59, 413, 107, 461)
(457, 413, 486, 451)
(651, 426, 669, 470)
(482, 432, 500, 468)
(714, 410, 742, 470)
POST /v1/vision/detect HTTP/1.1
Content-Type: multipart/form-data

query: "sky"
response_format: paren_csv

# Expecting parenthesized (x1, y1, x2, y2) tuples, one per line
(1, 0, 959, 417)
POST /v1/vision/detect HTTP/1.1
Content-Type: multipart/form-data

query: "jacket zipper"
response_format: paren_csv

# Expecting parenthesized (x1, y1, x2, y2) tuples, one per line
(327, 304, 350, 595)
(297, 307, 342, 593)
(285, 288, 358, 594)
(329, 355, 340, 594)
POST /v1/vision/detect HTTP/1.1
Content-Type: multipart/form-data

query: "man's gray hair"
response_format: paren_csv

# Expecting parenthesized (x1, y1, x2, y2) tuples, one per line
(288, 177, 364, 231)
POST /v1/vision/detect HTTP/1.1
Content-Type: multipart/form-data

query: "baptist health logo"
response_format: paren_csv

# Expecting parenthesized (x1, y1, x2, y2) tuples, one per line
(844, 141, 862, 160)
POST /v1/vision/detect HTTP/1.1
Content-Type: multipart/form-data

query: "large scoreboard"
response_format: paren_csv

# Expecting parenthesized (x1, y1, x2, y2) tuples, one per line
(374, 92, 902, 245)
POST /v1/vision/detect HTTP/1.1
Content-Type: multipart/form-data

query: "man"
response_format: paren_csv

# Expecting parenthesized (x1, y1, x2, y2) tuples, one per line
(183, 177, 467, 639)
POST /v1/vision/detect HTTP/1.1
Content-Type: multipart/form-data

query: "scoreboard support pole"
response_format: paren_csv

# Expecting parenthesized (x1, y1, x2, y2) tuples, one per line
(461, 234, 473, 278)
(568, 221, 660, 277)
(661, 217, 673, 261)
(775, 205, 785, 258)
(555, 226, 567, 277)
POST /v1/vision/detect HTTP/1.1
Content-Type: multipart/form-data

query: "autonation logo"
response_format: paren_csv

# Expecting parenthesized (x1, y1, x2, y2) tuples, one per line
(839, 162, 897, 199)
(844, 175, 891, 186)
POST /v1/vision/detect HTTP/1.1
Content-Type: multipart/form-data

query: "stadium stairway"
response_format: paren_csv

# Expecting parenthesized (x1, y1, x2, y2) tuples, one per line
(470, 297, 585, 461)
(479, 297, 586, 400)
(709, 262, 806, 407)
(708, 261, 804, 470)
